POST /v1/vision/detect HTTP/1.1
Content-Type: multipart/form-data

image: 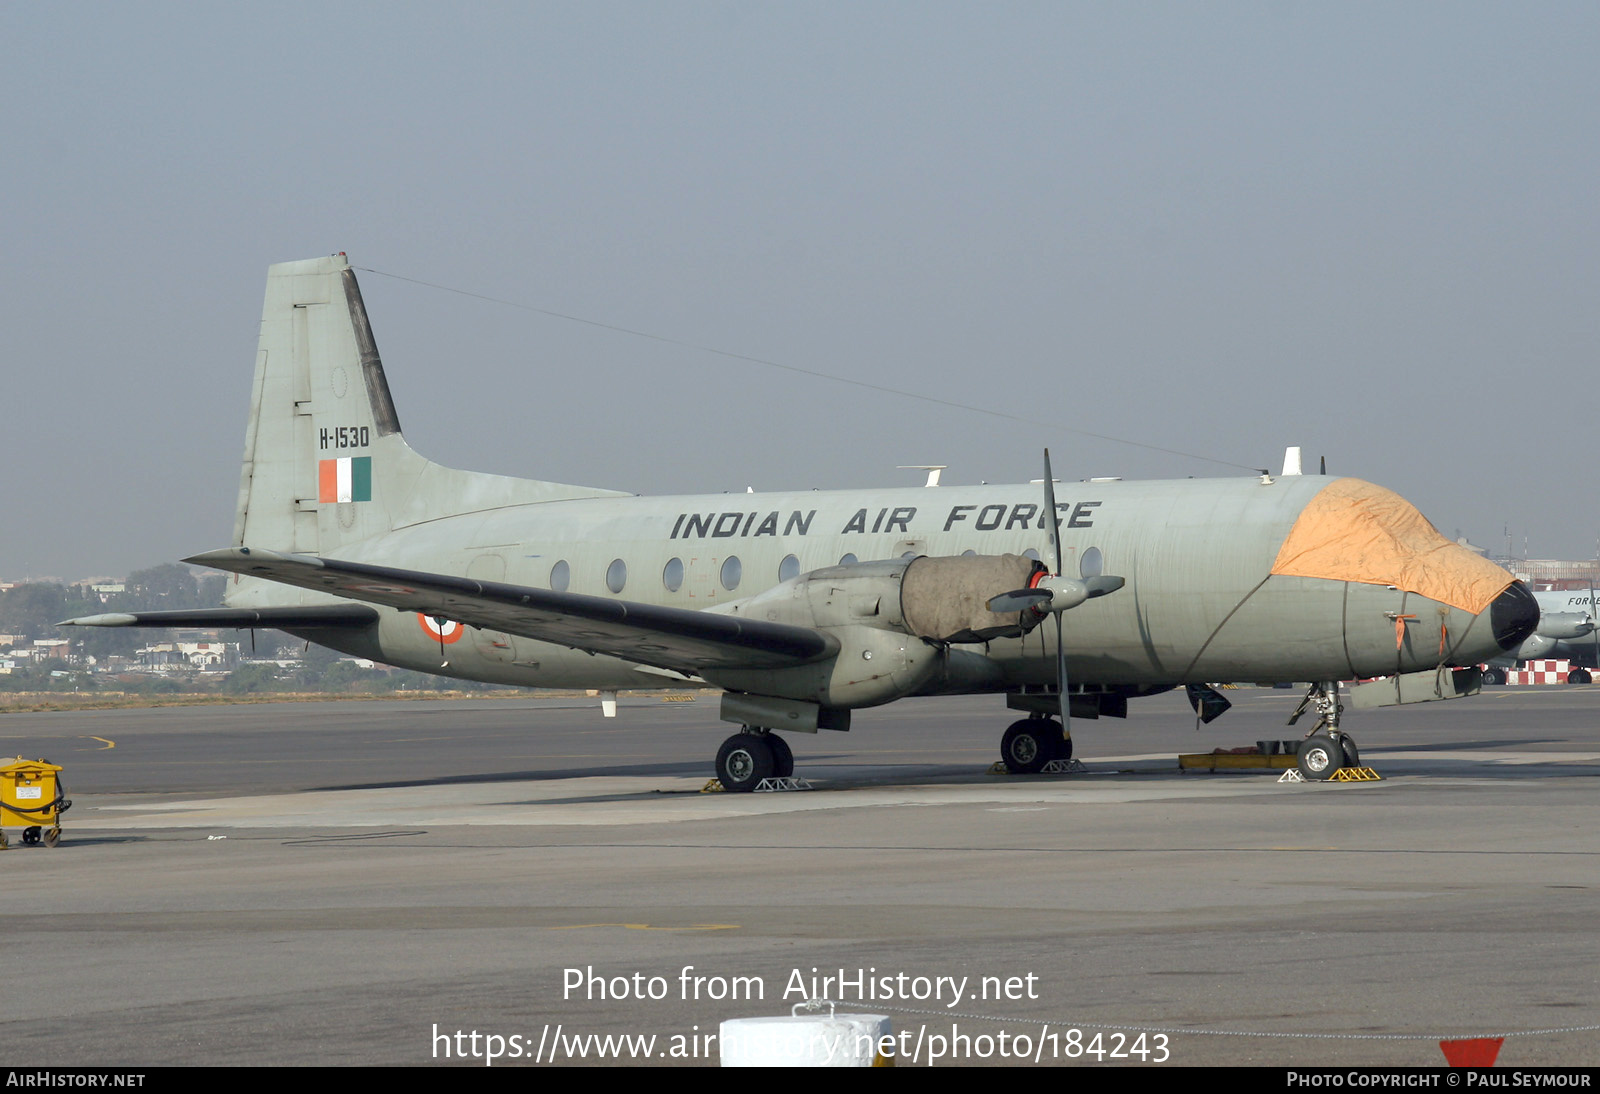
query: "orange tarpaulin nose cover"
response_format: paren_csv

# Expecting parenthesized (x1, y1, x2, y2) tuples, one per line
(1270, 478, 1514, 614)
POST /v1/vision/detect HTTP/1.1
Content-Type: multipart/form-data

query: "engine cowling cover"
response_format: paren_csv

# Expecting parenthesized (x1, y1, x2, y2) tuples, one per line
(718, 556, 1042, 639)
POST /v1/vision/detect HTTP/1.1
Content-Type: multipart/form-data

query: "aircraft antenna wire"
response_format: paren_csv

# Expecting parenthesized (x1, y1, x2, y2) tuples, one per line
(356, 266, 1263, 474)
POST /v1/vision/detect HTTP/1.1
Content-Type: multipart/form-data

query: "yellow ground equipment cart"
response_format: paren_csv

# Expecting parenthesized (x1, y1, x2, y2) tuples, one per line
(1, 758, 70, 849)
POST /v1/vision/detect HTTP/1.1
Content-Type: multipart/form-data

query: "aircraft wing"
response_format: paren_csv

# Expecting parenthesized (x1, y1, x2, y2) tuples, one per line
(181, 548, 839, 673)
(60, 605, 381, 629)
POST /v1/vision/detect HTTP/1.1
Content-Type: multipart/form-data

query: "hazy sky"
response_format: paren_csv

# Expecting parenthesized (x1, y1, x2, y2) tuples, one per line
(4, 2, 1597, 579)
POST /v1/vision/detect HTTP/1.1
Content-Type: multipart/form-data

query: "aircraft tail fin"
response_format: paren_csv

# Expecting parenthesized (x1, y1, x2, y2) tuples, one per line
(232, 254, 624, 563)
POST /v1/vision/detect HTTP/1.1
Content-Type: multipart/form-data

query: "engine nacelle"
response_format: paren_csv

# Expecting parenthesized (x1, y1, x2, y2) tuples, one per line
(1536, 611, 1594, 641)
(1512, 633, 1557, 661)
(704, 554, 1044, 709)
(707, 622, 943, 709)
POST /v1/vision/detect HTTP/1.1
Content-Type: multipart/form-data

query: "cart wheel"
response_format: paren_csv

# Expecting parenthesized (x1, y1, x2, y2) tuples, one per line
(44, 828, 60, 848)
(21, 826, 40, 846)
(0, 832, 8, 850)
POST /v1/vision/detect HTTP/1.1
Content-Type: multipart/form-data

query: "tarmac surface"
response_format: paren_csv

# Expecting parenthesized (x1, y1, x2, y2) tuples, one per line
(1, 685, 1596, 1067)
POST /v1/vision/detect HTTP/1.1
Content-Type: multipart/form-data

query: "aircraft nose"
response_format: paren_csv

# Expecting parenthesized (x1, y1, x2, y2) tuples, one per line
(1490, 582, 1539, 651)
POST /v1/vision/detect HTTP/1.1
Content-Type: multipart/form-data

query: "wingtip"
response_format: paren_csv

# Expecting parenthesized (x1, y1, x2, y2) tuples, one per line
(182, 547, 323, 573)
(182, 548, 246, 566)
(58, 613, 137, 627)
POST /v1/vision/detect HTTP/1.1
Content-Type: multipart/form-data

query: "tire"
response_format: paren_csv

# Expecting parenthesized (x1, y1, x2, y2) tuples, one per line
(1339, 736, 1359, 769)
(1482, 668, 1505, 686)
(716, 734, 774, 793)
(1568, 669, 1592, 685)
(1000, 720, 1052, 774)
(1038, 720, 1071, 762)
(1296, 734, 1344, 781)
(43, 828, 59, 848)
(767, 733, 795, 779)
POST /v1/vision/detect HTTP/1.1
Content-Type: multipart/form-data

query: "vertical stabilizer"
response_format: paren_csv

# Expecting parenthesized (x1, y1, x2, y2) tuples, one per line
(231, 254, 624, 561)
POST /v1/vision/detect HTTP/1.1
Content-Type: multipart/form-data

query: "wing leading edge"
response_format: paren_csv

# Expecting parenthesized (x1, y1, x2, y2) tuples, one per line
(60, 605, 381, 629)
(181, 547, 839, 674)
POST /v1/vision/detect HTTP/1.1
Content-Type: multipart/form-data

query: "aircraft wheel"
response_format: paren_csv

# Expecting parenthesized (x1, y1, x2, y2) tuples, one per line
(1296, 734, 1344, 781)
(1036, 719, 1071, 762)
(1568, 669, 1592, 685)
(1000, 720, 1052, 774)
(716, 733, 774, 793)
(1338, 735, 1359, 769)
(1481, 668, 1504, 686)
(767, 733, 795, 779)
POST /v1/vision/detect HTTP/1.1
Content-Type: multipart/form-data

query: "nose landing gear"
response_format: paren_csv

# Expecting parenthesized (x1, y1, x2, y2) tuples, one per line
(1289, 680, 1354, 781)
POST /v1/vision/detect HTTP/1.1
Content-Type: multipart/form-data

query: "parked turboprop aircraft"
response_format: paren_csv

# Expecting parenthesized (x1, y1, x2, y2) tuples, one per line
(64, 254, 1539, 788)
(1529, 589, 1600, 678)
(1482, 589, 1597, 684)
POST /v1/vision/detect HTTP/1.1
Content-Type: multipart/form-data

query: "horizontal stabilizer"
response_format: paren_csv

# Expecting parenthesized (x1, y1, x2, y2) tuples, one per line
(184, 548, 838, 674)
(59, 606, 381, 629)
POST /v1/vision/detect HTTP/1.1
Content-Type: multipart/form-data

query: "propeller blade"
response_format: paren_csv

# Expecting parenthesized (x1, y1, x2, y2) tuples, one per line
(987, 589, 1053, 613)
(1042, 448, 1062, 579)
(1042, 449, 1070, 738)
(1083, 575, 1125, 598)
(1056, 611, 1070, 730)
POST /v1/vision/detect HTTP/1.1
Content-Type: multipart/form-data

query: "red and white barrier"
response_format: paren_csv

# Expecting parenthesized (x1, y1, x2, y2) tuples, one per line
(1503, 659, 1585, 685)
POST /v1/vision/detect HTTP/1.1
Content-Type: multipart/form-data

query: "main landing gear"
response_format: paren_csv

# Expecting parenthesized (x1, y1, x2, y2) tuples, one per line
(1289, 680, 1356, 781)
(999, 716, 1072, 774)
(715, 730, 795, 793)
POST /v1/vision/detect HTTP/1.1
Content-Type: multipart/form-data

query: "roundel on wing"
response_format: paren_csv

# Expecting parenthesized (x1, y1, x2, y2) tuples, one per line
(417, 613, 465, 644)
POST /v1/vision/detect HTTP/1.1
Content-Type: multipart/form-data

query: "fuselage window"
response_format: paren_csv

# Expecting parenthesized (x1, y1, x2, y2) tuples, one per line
(778, 554, 800, 582)
(663, 557, 684, 592)
(721, 555, 742, 591)
(550, 559, 570, 592)
(606, 558, 627, 594)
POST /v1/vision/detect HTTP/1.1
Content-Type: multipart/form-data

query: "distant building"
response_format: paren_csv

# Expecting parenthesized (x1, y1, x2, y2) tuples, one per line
(31, 638, 72, 663)
(136, 641, 240, 671)
(1494, 558, 1600, 590)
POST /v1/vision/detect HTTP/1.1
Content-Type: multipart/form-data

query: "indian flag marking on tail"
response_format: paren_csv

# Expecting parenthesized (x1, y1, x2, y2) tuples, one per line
(318, 457, 372, 503)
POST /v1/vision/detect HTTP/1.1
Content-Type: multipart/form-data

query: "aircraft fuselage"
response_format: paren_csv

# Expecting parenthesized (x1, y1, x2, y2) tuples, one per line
(255, 474, 1509, 693)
